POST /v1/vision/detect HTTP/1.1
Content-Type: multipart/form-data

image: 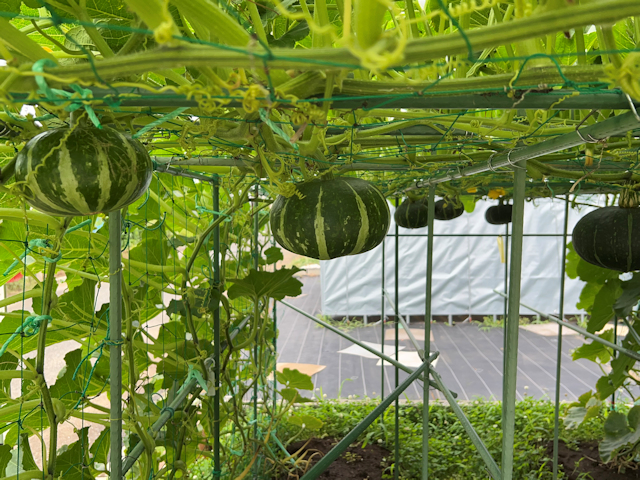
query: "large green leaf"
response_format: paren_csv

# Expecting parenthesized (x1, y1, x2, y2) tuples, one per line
(276, 368, 314, 390)
(614, 273, 640, 317)
(587, 280, 622, 333)
(227, 268, 303, 300)
(0, 444, 11, 477)
(288, 414, 323, 431)
(566, 242, 619, 284)
(5, 434, 38, 476)
(600, 408, 640, 463)
(572, 329, 614, 363)
(55, 427, 96, 480)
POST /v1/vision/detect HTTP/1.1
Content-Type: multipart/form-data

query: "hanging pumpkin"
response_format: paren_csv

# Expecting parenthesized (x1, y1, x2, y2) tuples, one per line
(270, 176, 390, 260)
(572, 190, 640, 272)
(434, 197, 464, 221)
(485, 201, 513, 225)
(394, 195, 429, 229)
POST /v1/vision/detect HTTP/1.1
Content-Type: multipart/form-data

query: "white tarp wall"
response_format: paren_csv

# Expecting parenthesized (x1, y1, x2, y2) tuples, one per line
(321, 197, 599, 317)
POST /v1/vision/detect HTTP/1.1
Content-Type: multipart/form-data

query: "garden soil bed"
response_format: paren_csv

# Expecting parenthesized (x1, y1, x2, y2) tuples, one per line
(548, 440, 640, 479)
(278, 437, 389, 479)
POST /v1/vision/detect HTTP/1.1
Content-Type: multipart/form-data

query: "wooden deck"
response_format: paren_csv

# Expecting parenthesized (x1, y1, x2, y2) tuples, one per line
(277, 276, 604, 402)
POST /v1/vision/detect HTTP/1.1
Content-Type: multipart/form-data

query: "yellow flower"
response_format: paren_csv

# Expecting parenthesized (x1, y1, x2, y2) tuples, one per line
(466, 187, 478, 193)
(488, 188, 506, 199)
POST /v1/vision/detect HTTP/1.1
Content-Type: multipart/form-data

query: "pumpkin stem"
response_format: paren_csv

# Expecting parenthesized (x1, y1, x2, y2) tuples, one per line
(619, 188, 639, 208)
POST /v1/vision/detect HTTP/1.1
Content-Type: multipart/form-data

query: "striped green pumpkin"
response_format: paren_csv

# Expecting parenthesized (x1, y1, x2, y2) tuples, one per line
(15, 126, 152, 216)
(395, 196, 429, 229)
(270, 177, 390, 260)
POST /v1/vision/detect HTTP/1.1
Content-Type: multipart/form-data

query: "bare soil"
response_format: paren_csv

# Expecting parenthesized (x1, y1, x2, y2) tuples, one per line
(549, 440, 640, 479)
(277, 437, 389, 480)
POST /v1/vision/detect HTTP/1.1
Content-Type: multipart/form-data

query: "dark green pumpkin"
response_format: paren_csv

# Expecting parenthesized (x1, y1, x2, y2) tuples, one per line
(270, 177, 390, 260)
(434, 198, 464, 221)
(394, 197, 429, 229)
(485, 203, 513, 225)
(572, 206, 640, 272)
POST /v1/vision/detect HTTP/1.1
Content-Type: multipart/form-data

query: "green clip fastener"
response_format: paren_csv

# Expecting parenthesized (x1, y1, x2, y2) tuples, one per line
(0, 315, 52, 356)
(31, 59, 102, 129)
(132, 107, 189, 139)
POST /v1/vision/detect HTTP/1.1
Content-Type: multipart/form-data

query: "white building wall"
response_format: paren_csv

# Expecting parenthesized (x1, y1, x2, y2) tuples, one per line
(320, 197, 600, 317)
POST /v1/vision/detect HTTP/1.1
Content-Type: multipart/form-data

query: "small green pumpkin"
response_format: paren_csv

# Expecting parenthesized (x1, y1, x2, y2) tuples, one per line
(434, 197, 464, 221)
(394, 196, 429, 229)
(485, 201, 513, 225)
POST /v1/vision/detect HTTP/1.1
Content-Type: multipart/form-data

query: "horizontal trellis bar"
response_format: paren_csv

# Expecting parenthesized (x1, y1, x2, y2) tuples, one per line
(278, 300, 455, 397)
(10, 88, 640, 111)
(493, 290, 640, 362)
(407, 111, 640, 191)
(300, 358, 432, 480)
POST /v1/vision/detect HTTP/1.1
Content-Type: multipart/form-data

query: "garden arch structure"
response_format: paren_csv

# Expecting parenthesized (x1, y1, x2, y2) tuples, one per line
(0, 1, 640, 480)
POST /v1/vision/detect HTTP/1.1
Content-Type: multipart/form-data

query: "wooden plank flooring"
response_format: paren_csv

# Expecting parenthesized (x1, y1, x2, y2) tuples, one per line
(277, 276, 608, 402)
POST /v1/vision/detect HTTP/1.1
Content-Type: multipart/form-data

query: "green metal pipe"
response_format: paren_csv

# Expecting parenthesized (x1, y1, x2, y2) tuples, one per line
(552, 196, 569, 480)
(423, 184, 436, 480)
(492, 290, 640, 363)
(394, 197, 400, 480)
(300, 359, 432, 480)
(408, 111, 640, 191)
(253, 184, 260, 478)
(212, 176, 221, 479)
(109, 210, 123, 480)
(122, 377, 199, 475)
(278, 300, 455, 397)
(502, 164, 527, 480)
(429, 368, 502, 480)
(384, 290, 422, 356)
(381, 238, 386, 401)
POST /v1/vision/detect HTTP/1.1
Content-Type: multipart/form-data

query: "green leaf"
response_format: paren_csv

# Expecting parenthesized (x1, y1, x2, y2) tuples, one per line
(129, 225, 171, 266)
(268, 21, 310, 48)
(55, 427, 96, 480)
(288, 414, 323, 430)
(599, 410, 640, 463)
(566, 242, 619, 284)
(280, 387, 313, 403)
(0, 444, 11, 477)
(276, 368, 314, 390)
(57, 278, 97, 323)
(264, 246, 284, 265)
(572, 329, 614, 363)
(6, 434, 37, 476)
(89, 428, 110, 473)
(576, 282, 601, 312)
(587, 280, 621, 333)
(614, 273, 640, 317)
(564, 407, 587, 429)
(0, 0, 20, 15)
(227, 268, 303, 300)
(461, 196, 476, 213)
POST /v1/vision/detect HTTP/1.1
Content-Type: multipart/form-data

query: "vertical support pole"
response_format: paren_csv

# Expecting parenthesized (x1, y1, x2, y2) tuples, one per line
(423, 185, 436, 480)
(394, 197, 400, 480)
(109, 210, 122, 480)
(504, 224, 509, 323)
(552, 195, 569, 480)
(612, 315, 618, 409)
(253, 184, 259, 479)
(501, 164, 527, 480)
(381, 238, 385, 401)
(212, 176, 221, 479)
